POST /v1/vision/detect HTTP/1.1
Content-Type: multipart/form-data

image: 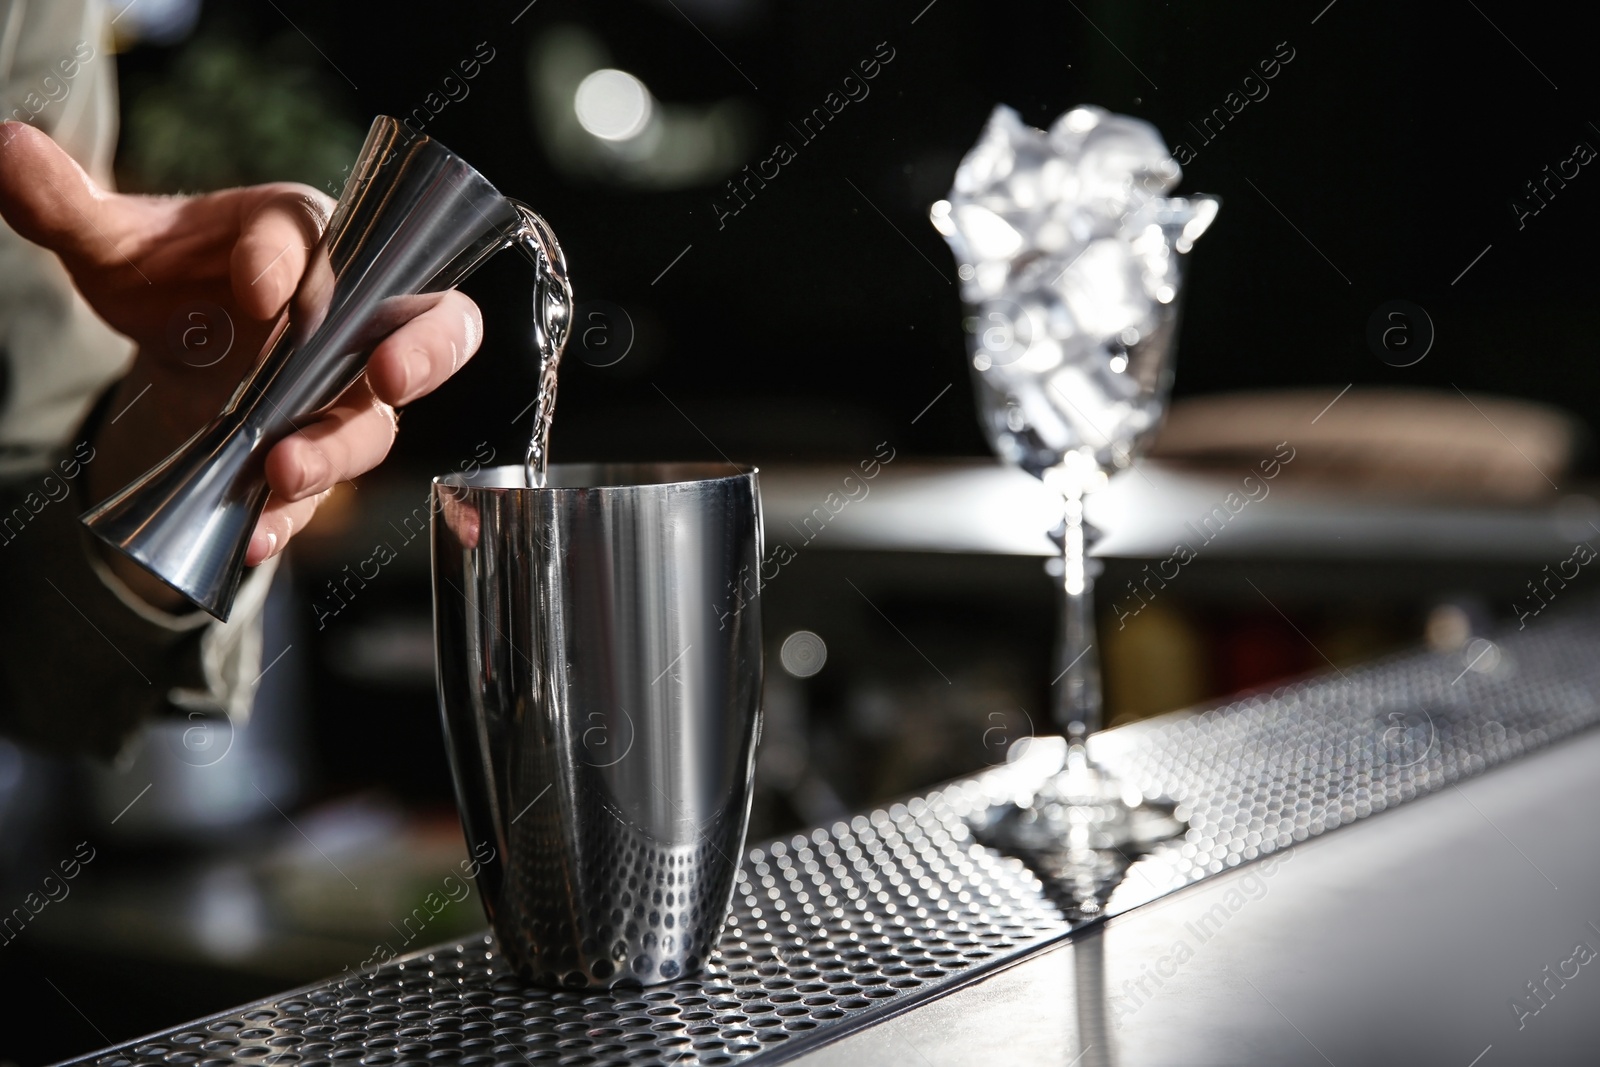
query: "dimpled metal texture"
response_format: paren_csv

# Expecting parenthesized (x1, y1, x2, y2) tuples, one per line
(74, 608, 1600, 1067)
(499, 799, 738, 986)
(432, 464, 763, 987)
(1083, 608, 1600, 910)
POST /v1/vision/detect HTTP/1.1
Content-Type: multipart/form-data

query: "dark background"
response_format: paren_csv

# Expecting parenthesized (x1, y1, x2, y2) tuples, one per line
(112, 0, 1600, 475)
(7, 1, 1598, 1062)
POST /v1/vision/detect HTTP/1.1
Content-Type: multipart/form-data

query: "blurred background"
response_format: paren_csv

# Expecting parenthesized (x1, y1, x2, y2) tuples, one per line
(4, 0, 1599, 1060)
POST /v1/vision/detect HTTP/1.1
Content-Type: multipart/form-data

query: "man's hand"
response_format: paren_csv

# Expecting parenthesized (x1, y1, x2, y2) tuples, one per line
(0, 121, 482, 610)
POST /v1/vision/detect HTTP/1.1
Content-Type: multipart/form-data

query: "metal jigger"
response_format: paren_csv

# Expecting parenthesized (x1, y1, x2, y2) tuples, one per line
(81, 115, 570, 621)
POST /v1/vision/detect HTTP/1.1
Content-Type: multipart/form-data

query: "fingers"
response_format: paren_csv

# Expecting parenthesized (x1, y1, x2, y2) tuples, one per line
(0, 121, 116, 264)
(228, 184, 336, 321)
(250, 380, 398, 564)
(240, 247, 482, 561)
(364, 290, 484, 407)
(262, 379, 399, 503)
(247, 490, 330, 567)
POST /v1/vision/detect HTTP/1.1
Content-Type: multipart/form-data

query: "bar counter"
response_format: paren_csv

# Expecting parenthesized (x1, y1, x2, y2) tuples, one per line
(58, 603, 1600, 1066)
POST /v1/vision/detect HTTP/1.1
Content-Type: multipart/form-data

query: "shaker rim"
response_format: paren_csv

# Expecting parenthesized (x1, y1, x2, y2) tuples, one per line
(434, 461, 759, 493)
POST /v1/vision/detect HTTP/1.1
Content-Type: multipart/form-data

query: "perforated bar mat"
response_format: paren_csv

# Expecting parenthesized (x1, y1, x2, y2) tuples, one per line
(70, 609, 1600, 1067)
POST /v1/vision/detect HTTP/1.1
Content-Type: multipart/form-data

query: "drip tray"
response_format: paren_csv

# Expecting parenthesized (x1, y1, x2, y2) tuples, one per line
(72, 608, 1600, 1066)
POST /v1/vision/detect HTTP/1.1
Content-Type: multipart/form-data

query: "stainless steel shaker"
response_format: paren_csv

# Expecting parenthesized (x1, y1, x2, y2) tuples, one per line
(431, 463, 763, 987)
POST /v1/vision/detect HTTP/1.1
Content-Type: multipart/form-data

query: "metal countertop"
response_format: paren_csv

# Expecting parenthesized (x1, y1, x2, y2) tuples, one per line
(794, 726, 1600, 1066)
(57, 605, 1600, 1066)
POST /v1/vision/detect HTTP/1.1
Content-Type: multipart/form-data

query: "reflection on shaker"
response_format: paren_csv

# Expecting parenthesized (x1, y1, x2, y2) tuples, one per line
(432, 463, 763, 988)
(437, 486, 481, 550)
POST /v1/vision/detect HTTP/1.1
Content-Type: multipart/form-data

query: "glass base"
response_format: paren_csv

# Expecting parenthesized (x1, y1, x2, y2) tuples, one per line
(973, 756, 1184, 920)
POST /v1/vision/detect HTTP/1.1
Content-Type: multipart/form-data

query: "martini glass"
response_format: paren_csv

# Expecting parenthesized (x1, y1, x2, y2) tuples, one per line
(931, 105, 1218, 915)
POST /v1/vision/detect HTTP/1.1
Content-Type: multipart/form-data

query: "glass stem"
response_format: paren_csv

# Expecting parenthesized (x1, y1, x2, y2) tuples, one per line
(1054, 476, 1102, 771)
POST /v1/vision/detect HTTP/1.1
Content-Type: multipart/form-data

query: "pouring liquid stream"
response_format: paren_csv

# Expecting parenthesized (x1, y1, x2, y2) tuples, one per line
(510, 202, 573, 489)
(523, 351, 560, 489)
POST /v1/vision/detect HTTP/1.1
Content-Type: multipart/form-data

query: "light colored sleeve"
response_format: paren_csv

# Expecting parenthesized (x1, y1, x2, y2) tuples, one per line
(0, 0, 278, 758)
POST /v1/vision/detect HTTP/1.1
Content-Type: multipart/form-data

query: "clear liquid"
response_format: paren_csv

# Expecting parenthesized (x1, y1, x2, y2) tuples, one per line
(511, 203, 572, 489)
(523, 350, 560, 489)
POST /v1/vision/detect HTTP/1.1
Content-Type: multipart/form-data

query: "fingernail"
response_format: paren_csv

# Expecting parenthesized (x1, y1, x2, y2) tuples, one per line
(401, 349, 430, 402)
(250, 528, 276, 563)
(299, 451, 331, 496)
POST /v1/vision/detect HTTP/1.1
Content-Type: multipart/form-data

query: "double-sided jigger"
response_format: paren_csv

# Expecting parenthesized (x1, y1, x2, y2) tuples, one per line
(82, 115, 571, 621)
(432, 463, 764, 987)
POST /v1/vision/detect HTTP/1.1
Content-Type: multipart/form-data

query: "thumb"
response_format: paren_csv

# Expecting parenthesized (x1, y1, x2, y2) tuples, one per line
(0, 121, 117, 263)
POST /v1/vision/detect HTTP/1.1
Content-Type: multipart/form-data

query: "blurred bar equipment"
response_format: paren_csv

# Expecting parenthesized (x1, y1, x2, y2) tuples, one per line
(931, 105, 1218, 912)
(81, 115, 571, 621)
(431, 463, 764, 987)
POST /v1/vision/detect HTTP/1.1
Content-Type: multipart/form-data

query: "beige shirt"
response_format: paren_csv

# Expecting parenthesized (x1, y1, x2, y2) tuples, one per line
(0, 0, 275, 757)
